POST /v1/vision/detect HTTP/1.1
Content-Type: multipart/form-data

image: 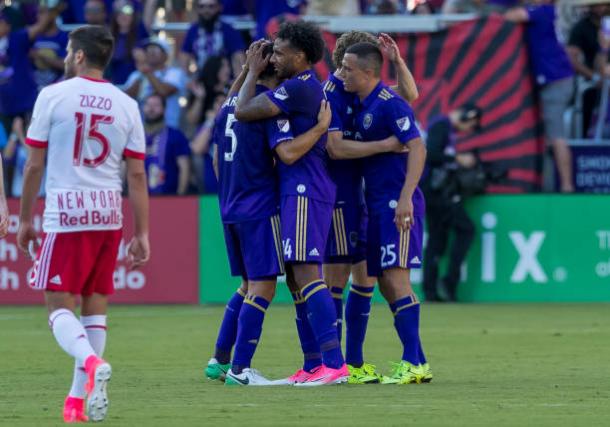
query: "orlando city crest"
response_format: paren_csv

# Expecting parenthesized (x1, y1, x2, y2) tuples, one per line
(363, 113, 373, 130)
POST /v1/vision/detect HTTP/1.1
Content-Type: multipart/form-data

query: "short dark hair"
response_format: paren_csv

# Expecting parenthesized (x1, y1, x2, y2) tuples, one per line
(69, 25, 114, 70)
(259, 42, 276, 79)
(345, 42, 383, 76)
(277, 20, 325, 64)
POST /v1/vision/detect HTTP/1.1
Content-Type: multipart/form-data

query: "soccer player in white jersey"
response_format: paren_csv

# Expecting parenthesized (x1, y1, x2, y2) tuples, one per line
(17, 25, 150, 423)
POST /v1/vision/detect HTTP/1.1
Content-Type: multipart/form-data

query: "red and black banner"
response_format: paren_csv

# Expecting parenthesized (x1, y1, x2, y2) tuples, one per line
(316, 16, 543, 193)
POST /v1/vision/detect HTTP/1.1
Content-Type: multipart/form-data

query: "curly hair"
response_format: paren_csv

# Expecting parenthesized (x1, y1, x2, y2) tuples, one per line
(277, 20, 325, 65)
(333, 31, 379, 69)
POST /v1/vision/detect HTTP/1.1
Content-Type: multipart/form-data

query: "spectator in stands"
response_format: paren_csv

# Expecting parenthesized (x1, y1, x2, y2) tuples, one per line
(180, 0, 245, 77)
(84, 0, 108, 25)
(364, 0, 406, 14)
(567, 2, 610, 135)
(307, 0, 361, 16)
(31, 5, 68, 92)
(442, 0, 487, 13)
(191, 93, 224, 193)
(505, 1, 575, 192)
(0, 5, 61, 132)
(255, 0, 307, 39)
(124, 38, 186, 128)
(412, 0, 436, 14)
(7, 117, 45, 197)
(143, 93, 192, 195)
(108, 0, 149, 85)
(185, 55, 230, 126)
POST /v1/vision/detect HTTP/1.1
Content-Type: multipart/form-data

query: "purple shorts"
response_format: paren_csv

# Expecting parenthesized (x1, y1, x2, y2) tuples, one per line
(366, 211, 424, 277)
(281, 195, 333, 264)
(324, 202, 365, 264)
(223, 214, 285, 280)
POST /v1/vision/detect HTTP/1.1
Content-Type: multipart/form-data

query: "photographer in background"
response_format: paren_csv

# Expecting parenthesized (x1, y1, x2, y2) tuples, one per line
(421, 105, 482, 303)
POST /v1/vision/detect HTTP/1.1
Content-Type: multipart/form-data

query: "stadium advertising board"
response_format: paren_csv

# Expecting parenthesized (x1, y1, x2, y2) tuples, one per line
(570, 144, 610, 193)
(200, 195, 610, 303)
(0, 197, 199, 304)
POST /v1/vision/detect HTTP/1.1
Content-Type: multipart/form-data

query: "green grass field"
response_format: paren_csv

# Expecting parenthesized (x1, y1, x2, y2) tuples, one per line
(2, 304, 610, 426)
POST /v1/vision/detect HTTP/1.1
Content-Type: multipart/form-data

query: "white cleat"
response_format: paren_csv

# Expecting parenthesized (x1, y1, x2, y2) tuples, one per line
(224, 368, 276, 386)
(86, 362, 112, 422)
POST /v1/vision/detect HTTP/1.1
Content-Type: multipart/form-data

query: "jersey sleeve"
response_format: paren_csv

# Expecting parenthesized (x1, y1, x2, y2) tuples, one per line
(124, 103, 146, 159)
(264, 78, 313, 115)
(385, 99, 421, 144)
(266, 115, 294, 150)
(327, 95, 343, 133)
(25, 88, 53, 148)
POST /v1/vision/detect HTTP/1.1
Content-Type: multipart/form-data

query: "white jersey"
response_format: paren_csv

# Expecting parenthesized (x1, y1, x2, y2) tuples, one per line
(26, 76, 146, 233)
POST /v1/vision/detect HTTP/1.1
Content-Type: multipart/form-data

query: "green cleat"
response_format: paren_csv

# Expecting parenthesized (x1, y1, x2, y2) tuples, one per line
(420, 363, 433, 383)
(205, 357, 231, 381)
(381, 361, 424, 384)
(347, 363, 382, 384)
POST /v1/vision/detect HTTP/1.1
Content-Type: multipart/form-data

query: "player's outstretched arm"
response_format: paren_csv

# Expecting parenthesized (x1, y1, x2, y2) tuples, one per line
(17, 147, 46, 254)
(326, 132, 406, 160)
(235, 41, 281, 122)
(379, 33, 419, 103)
(0, 154, 8, 238)
(125, 157, 150, 269)
(275, 100, 331, 165)
(395, 137, 426, 232)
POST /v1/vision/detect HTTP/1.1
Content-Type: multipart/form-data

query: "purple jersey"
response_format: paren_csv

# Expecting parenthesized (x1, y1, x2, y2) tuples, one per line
(525, 5, 573, 86)
(265, 69, 336, 204)
(215, 87, 294, 223)
(323, 73, 364, 207)
(352, 82, 424, 215)
(181, 21, 245, 69)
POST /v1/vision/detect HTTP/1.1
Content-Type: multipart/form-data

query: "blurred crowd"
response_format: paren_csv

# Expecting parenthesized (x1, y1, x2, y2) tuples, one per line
(0, 0, 608, 196)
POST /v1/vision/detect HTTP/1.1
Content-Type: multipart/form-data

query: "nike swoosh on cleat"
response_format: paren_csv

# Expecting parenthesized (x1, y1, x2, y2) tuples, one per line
(229, 374, 249, 385)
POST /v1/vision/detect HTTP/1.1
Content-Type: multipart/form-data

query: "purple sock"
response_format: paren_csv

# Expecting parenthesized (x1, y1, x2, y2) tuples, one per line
(214, 288, 245, 364)
(302, 280, 345, 369)
(345, 284, 374, 367)
(231, 295, 270, 374)
(292, 291, 322, 372)
(329, 286, 344, 343)
(390, 294, 423, 365)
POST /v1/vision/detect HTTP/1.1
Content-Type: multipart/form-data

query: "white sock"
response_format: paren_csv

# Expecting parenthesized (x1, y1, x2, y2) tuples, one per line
(68, 315, 107, 399)
(49, 309, 96, 367)
(82, 315, 107, 357)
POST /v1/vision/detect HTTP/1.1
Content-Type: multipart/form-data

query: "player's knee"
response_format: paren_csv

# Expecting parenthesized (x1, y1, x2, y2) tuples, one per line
(323, 264, 351, 288)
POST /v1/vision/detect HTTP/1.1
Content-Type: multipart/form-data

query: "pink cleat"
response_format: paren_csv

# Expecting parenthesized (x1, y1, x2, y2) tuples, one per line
(294, 364, 349, 387)
(266, 366, 322, 386)
(63, 396, 88, 423)
(84, 355, 112, 422)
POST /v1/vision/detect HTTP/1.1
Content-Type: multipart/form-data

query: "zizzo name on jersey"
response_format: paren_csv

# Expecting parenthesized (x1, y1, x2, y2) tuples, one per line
(79, 94, 112, 111)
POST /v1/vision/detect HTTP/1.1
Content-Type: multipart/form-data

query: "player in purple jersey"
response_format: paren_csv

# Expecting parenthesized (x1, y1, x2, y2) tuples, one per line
(235, 21, 349, 386)
(204, 41, 331, 386)
(323, 31, 421, 384)
(339, 42, 432, 384)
